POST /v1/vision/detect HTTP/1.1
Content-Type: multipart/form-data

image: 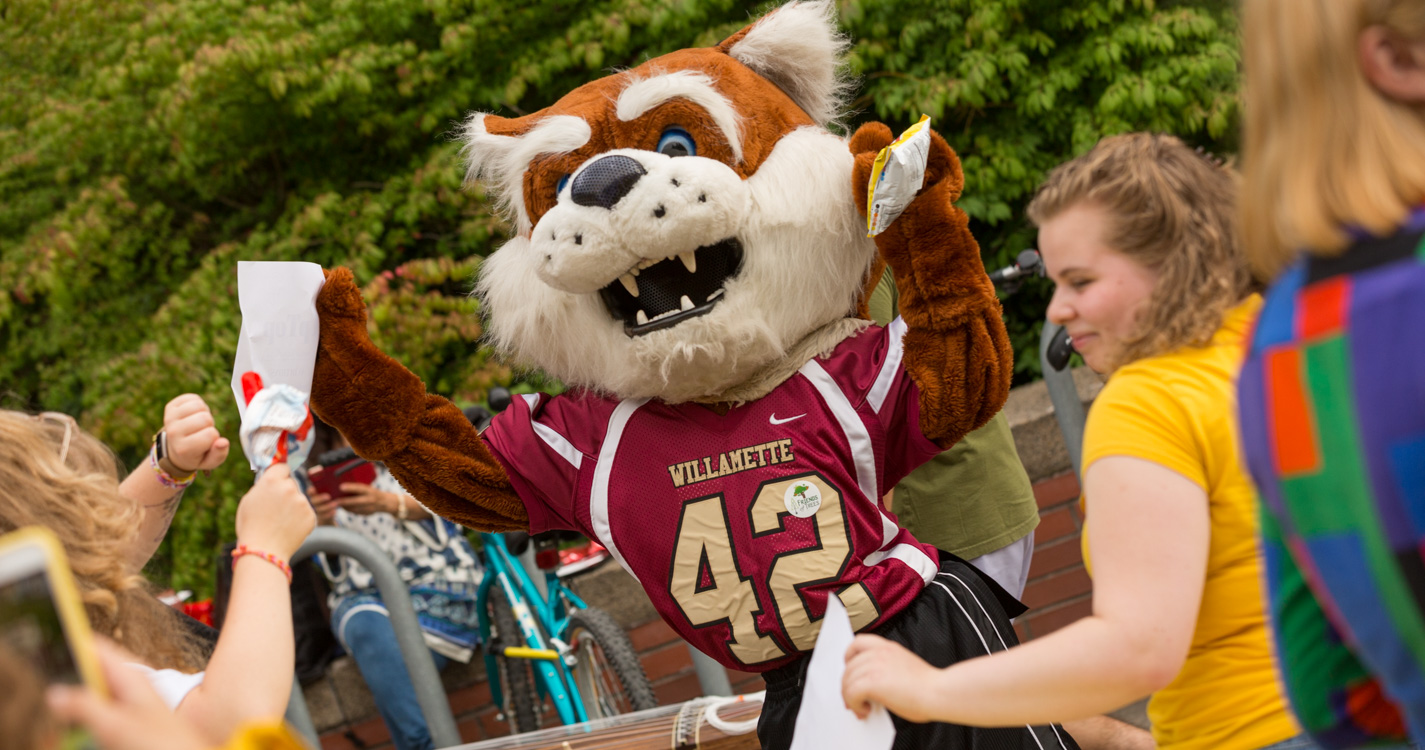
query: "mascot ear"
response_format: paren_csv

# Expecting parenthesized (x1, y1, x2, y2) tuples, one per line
(459, 112, 591, 235)
(718, 0, 851, 129)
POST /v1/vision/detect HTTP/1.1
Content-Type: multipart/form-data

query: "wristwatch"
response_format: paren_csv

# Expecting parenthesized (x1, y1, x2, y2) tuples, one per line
(153, 430, 195, 477)
(152, 429, 171, 464)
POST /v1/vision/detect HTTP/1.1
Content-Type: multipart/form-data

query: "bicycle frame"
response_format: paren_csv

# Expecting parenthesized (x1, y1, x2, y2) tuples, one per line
(476, 532, 593, 726)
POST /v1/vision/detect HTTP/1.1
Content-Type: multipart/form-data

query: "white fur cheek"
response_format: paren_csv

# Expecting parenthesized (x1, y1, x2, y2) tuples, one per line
(730, 127, 875, 342)
(745, 127, 865, 241)
(477, 237, 634, 385)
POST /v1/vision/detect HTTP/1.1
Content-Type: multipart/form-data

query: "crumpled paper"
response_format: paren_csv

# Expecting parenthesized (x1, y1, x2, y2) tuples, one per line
(239, 375, 314, 473)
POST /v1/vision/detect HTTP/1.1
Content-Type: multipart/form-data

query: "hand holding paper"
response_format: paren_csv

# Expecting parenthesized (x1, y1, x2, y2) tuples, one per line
(842, 631, 948, 724)
(788, 596, 896, 750)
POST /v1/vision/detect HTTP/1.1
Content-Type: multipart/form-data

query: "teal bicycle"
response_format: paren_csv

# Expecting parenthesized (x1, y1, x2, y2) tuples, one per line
(469, 395, 658, 734)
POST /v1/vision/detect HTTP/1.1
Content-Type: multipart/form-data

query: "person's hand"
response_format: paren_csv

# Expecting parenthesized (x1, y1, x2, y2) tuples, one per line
(47, 639, 211, 750)
(842, 633, 943, 723)
(310, 493, 340, 526)
(304, 468, 341, 525)
(235, 464, 316, 561)
(337, 483, 398, 516)
(162, 394, 229, 474)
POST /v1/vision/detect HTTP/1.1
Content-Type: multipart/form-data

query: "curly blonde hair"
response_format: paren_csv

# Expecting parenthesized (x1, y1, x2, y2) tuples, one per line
(1241, 0, 1425, 278)
(0, 412, 204, 673)
(1026, 132, 1252, 371)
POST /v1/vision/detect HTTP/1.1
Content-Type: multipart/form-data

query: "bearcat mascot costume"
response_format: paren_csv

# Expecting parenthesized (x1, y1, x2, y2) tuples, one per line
(309, 3, 1077, 748)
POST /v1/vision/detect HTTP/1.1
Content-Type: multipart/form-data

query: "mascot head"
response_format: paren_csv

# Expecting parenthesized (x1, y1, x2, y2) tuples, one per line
(464, 1, 878, 402)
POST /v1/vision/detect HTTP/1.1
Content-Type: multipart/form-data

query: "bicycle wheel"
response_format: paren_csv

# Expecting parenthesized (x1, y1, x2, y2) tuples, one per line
(566, 607, 658, 719)
(487, 587, 540, 733)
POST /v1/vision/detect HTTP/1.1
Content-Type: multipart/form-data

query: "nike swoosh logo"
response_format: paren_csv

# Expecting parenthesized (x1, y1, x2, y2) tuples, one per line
(769, 413, 806, 425)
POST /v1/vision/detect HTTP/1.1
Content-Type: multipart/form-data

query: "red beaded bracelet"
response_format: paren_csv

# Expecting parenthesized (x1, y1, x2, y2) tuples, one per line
(231, 545, 292, 584)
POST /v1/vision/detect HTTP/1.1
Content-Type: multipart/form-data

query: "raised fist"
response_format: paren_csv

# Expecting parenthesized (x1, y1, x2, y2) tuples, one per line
(161, 394, 229, 474)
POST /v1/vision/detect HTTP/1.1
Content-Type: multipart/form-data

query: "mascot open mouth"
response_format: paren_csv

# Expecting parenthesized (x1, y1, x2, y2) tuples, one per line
(597, 238, 744, 336)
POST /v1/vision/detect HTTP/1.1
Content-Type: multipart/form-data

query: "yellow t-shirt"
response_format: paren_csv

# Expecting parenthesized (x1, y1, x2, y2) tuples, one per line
(1081, 295, 1297, 750)
(222, 721, 307, 750)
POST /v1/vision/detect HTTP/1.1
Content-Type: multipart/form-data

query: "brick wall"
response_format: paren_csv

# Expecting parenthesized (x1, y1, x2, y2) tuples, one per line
(1016, 471, 1090, 641)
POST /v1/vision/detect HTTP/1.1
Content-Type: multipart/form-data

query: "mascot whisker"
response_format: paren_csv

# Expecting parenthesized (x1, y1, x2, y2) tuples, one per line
(311, 3, 1077, 747)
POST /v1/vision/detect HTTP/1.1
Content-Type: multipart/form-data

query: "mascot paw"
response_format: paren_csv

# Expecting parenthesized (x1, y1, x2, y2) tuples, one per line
(317, 267, 368, 321)
(849, 122, 965, 216)
(849, 122, 895, 216)
(311, 266, 394, 432)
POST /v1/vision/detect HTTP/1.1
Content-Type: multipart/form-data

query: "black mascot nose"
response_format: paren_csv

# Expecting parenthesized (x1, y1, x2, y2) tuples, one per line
(570, 155, 647, 210)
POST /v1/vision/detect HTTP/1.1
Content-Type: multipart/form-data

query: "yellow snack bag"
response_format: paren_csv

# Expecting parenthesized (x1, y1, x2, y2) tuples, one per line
(866, 115, 933, 237)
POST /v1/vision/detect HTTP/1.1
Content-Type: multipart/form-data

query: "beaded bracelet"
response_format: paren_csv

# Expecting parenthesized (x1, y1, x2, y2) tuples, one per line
(231, 544, 293, 584)
(149, 443, 197, 490)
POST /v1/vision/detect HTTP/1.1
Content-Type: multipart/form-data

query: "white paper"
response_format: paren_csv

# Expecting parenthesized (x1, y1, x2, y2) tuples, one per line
(789, 596, 896, 750)
(230, 260, 325, 430)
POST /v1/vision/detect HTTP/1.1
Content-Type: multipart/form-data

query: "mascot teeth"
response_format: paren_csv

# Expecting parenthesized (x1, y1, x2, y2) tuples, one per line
(597, 238, 745, 337)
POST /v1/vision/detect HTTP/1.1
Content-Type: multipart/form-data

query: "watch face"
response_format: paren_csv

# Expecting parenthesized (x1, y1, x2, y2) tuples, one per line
(155, 431, 168, 462)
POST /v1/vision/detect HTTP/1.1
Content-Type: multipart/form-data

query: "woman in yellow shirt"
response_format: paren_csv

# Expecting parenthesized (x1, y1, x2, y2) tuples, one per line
(842, 132, 1305, 750)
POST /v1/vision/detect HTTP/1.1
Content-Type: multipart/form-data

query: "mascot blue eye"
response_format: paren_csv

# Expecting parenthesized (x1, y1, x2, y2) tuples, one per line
(657, 128, 696, 158)
(556, 173, 570, 196)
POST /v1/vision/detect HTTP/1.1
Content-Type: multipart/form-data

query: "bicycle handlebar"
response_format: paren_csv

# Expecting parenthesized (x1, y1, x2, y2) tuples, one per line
(988, 248, 1044, 289)
(1044, 326, 1075, 372)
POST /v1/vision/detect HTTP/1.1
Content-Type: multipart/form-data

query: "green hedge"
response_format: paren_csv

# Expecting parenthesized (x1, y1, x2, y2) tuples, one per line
(0, 0, 1239, 595)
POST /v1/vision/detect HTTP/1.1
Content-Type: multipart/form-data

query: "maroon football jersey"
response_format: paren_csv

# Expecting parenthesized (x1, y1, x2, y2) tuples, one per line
(483, 318, 943, 671)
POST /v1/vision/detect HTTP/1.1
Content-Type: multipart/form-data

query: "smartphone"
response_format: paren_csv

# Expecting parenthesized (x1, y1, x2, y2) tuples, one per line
(0, 526, 106, 698)
(309, 457, 377, 500)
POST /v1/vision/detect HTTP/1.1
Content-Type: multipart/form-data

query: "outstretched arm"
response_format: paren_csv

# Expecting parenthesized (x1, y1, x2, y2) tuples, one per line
(850, 123, 1013, 448)
(309, 267, 527, 531)
(843, 457, 1209, 726)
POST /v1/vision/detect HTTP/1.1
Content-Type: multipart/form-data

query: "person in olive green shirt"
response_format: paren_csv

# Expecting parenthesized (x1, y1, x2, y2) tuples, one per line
(869, 267, 1040, 597)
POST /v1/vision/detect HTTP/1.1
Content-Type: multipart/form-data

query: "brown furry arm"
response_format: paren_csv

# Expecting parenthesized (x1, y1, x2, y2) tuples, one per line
(309, 267, 528, 531)
(850, 123, 1013, 449)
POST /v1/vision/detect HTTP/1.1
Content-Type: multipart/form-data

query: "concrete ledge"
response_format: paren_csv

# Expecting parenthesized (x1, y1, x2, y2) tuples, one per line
(1003, 366, 1103, 482)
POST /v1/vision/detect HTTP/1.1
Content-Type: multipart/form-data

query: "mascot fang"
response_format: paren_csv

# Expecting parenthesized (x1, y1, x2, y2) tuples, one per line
(310, 3, 1076, 748)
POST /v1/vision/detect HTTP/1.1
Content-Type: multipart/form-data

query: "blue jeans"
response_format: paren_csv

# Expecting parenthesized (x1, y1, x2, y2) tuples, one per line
(335, 605, 451, 750)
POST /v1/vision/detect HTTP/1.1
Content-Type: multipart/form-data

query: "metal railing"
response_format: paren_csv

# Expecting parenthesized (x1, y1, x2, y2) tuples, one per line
(1040, 321, 1087, 482)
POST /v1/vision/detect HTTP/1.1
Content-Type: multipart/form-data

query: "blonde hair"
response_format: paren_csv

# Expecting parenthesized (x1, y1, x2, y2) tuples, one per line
(1027, 132, 1251, 371)
(0, 412, 204, 673)
(1242, 0, 1425, 277)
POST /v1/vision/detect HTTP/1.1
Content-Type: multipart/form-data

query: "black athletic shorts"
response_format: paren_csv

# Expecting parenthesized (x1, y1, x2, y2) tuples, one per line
(755, 551, 1081, 750)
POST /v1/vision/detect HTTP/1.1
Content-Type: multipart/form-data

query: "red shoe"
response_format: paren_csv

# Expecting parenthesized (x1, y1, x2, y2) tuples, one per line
(556, 540, 610, 578)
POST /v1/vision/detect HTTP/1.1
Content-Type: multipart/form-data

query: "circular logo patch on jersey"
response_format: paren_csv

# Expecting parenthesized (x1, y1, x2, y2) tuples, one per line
(784, 480, 823, 518)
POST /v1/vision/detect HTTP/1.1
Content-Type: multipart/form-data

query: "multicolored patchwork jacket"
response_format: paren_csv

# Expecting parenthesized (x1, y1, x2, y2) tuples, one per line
(1239, 207, 1425, 747)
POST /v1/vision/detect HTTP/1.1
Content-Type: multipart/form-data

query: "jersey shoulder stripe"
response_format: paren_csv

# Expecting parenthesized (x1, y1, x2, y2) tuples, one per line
(590, 398, 648, 583)
(797, 358, 881, 518)
(866, 316, 907, 414)
(521, 393, 584, 469)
